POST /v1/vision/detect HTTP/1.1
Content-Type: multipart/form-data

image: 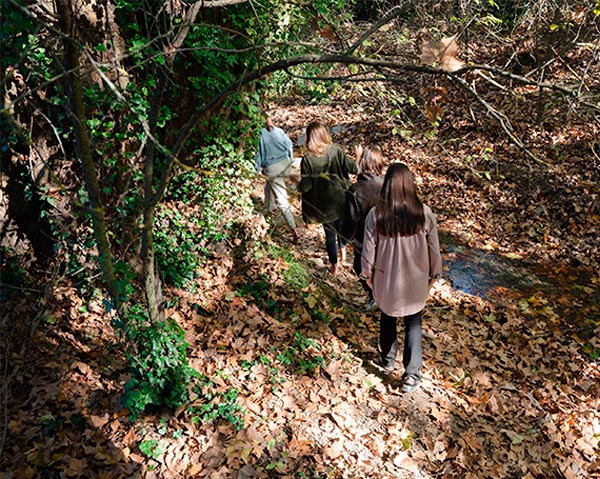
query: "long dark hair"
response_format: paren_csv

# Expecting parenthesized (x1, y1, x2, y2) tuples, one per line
(375, 163, 425, 237)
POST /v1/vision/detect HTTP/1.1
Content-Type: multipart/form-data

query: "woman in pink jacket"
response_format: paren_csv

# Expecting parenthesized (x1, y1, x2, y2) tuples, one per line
(361, 163, 442, 393)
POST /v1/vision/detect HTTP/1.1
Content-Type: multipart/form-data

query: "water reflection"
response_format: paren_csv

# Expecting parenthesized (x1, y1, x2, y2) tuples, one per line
(443, 245, 548, 301)
(442, 242, 599, 331)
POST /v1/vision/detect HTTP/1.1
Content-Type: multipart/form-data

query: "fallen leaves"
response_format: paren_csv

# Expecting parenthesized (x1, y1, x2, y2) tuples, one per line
(420, 34, 465, 72)
(2, 59, 600, 479)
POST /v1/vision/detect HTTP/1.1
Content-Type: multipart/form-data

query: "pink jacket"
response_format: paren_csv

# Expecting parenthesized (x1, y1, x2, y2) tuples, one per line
(361, 204, 442, 317)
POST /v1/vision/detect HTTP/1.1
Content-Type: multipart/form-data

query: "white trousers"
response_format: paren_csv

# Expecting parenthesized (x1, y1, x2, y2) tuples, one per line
(263, 158, 296, 230)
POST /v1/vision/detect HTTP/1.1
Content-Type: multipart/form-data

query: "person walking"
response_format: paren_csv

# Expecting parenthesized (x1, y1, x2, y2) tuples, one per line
(255, 115, 299, 242)
(299, 122, 358, 275)
(360, 163, 442, 392)
(342, 144, 385, 310)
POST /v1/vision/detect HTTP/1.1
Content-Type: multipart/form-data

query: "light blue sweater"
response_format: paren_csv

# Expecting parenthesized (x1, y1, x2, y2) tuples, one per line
(255, 126, 293, 172)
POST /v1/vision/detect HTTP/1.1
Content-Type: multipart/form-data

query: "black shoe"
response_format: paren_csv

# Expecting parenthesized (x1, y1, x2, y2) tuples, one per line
(401, 375, 420, 393)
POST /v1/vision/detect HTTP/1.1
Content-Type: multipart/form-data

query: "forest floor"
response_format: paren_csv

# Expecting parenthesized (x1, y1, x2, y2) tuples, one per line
(2, 89, 600, 479)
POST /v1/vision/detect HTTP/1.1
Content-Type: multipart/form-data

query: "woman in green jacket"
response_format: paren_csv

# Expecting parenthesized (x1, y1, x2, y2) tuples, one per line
(299, 122, 358, 275)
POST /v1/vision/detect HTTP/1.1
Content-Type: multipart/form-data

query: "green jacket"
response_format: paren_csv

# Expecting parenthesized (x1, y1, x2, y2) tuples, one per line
(300, 144, 358, 224)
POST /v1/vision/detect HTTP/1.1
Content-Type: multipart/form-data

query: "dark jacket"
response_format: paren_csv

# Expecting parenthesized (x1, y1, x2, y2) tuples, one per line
(300, 144, 358, 224)
(342, 172, 383, 248)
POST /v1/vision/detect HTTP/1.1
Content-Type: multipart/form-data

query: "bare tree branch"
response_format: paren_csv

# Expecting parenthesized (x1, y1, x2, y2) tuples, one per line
(202, 0, 249, 6)
(171, 1, 206, 56)
(148, 50, 600, 205)
(345, 4, 413, 55)
(447, 72, 548, 166)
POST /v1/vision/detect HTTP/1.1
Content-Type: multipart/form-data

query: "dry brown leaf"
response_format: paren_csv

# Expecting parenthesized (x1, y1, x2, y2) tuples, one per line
(240, 398, 262, 416)
(203, 446, 226, 468)
(88, 414, 109, 429)
(119, 446, 131, 461)
(432, 439, 448, 461)
(318, 25, 337, 41)
(62, 456, 88, 477)
(164, 446, 185, 472)
(323, 439, 345, 460)
(129, 451, 146, 463)
(287, 435, 313, 457)
(420, 35, 465, 72)
(324, 359, 342, 381)
(235, 465, 257, 479)
(122, 428, 136, 447)
(186, 463, 203, 476)
(72, 361, 93, 376)
(365, 434, 385, 456)
(425, 103, 444, 123)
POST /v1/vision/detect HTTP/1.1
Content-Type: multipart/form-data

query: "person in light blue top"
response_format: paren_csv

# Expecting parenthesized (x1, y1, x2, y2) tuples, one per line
(255, 115, 298, 242)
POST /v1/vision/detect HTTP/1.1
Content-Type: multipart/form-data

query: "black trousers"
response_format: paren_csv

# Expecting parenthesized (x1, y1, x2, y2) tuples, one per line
(322, 218, 345, 264)
(353, 247, 373, 301)
(379, 309, 423, 378)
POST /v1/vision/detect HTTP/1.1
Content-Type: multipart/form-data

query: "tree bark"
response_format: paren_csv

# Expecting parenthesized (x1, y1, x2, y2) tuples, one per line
(140, 72, 168, 324)
(1, 154, 55, 266)
(55, 0, 120, 305)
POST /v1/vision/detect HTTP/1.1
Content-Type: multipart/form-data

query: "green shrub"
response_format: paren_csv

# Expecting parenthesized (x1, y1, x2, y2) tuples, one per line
(155, 137, 256, 287)
(118, 306, 196, 418)
(154, 206, 203, 287)
(189, 374, 245, 431)
(278, 332, 325, 375)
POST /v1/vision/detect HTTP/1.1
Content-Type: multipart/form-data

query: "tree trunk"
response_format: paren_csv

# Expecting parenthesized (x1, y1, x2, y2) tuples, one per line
(141, 72, 169, 324)
(0, 152, 55, 267)
(55, 0, 120, 305)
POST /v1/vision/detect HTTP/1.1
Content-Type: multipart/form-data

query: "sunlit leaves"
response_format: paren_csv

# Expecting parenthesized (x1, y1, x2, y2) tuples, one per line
(420, 35, 464, 72)
(139, 439, 166, 460)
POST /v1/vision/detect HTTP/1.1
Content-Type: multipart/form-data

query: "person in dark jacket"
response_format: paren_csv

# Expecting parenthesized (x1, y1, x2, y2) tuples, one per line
(299, 122, 358, 275)
(342, 144, 385, 309)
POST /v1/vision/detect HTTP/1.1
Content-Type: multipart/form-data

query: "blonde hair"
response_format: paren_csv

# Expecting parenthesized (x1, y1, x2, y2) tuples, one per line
(359, 144, 385, 176)
(306, 122, 332, 156)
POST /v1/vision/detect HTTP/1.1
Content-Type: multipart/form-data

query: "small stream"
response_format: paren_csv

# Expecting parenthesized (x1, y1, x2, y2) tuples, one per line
(443, 241, 599, 331)
(444, 244, 549, 301)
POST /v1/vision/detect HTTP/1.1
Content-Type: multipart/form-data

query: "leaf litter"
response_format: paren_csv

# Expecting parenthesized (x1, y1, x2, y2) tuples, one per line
(2, 72, 600, 479)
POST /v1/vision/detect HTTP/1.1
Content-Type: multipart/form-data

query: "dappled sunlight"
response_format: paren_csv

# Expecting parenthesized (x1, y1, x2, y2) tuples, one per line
(4, 95, 598, 476)
(3, 7, 600, 477)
